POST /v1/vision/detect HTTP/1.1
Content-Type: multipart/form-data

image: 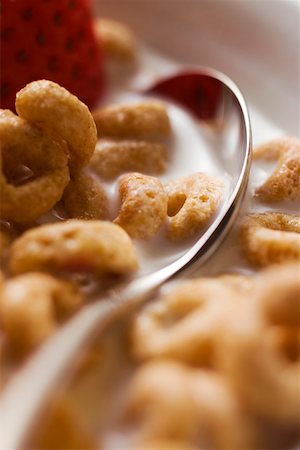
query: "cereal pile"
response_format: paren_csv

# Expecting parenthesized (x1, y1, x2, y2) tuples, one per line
(1, 17, 300, 450)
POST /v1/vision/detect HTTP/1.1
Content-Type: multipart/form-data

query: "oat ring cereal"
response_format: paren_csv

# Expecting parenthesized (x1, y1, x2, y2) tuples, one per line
(254, 137, 300, 201)
(89, 139, 168, 180)
(190, 372, 256, 450)
(122, 362, 254, 450)
(240, 212, 300, 266)
(165, 172, 224, 241)
(0, 109, 70, 223)
(8, 220, 138, 276)
(114, 173, 168, 239)
(131, 278, 236, 364)
(218, 264, 300, 425)
(0, 273, 84, 353)
(121, 361, 199, 441)
(92, 101, 171, 139)
(15, 80, 97, 173)
(62, 171, 108, 220)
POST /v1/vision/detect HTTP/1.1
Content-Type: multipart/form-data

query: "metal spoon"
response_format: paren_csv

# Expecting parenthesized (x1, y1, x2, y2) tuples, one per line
(0, 67, 252, 450)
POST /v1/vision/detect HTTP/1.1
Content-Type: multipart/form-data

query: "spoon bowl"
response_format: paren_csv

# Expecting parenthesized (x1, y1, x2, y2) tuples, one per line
(0, 67, 252, 450)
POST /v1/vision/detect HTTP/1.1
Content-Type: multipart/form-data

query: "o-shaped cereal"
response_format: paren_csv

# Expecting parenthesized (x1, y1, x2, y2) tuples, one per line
(8, 220, 138, 276)
(0, 109, 70, 223)
(165, 172, 223, 241)
(89, 139, 168, 180)
(0, 222, 15, 255)
(0, 273, 84, 354)
(130, 278, 236, 364)
(240, 212, 300, 266)
(190, 371, 256, 450)
(120, 361, 198, 441)
(62, 171, 108, 220)
(121, 362, 255, 450)
(94, 18, 136, 61)
(113, 173, 168, 239)
(254, 137, 300, 201)
(15, 80, 97, 173)
(92, 101, 171, 139)
(217, 263, 300, 425)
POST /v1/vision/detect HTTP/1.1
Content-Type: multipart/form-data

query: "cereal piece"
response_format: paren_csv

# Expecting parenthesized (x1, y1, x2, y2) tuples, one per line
(0, 273, 83, 353)
(218, 263, 300, 425)
(94, 18, 136, 61)
(114, 173, 168, 239)
(190, 371, 255, 450)
(92, 101, 171, 139)
(89, 139, 168, 180)
(121, 361, 199, 441)
(240, 212, 300, 266)
(62, 171, 108, 220)
(15, 80, 97, 173)
(9, 220, 138, 276)
(0, 110, 69, 223)
(131, 278, 236, 364)
(121, 362, 254, 450)
(0, 222, 15, 255)
(32, 394, 95, 449)
(131, 440, 198, 450)
(165, 172, 223, 241)
(254, 137, 300, 201)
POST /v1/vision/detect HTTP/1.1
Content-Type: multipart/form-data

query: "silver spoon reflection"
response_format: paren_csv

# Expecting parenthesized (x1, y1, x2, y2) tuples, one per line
(0, 67, 252, 450)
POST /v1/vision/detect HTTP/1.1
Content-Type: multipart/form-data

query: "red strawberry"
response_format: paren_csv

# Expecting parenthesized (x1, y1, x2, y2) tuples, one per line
(0, 0, 104, 110)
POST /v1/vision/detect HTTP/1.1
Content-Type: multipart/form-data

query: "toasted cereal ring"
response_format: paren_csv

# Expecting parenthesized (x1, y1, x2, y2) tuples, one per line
(121, 362, 254, 450)
(33, 394, 95, 450)
(0, 273, 84, 353)
(62, 171, 108, 220)
(121, 361, 199, 441)
(0, 110, 69, 223)
(254, 137, 300, 201)
(9, 220, 138, 276)
(15, 80, 97, 173)
(130, 278, 236, 364)
(217, 263, 300, 425)
(131, 440, 198, 450)
(0, 222, 15, 255)
(165, 172, 223, 241)
(89, 139, 168, 180)
(94, 18, 136, 61)
(92, 101, 171, 139)
(114, 173, 167, 239)
(240, 212, 300, 266)
(190, 371, 256, 450)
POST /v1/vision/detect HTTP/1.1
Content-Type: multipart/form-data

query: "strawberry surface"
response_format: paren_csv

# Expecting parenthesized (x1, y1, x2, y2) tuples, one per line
(0, 0, 104, 110)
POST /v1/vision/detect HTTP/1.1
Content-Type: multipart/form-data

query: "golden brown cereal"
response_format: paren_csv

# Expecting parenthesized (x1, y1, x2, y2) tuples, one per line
(89, 139, 168, 180)
(165, 172, 223, 241)
(254, 137, 300, 201)
(131, 278, 236, 365)
(217, 263, 300, 425)
(190, 371, 255, 450)
(33, 394, 95, 449)
(0, 273, 84, 353)
(0, 222, 15, 255)
(121, 361, 199, 441)
(62, 171, 108, 220)
(9, 220, 138, 276)
(15, 80, 97, 173)
(131, 440, 198, 450)
(0, 110, 70, 223)
(114, 173, 168, 239)
(240, 212, 300, 266)
(121, 361, 254, 450)
(92, 101, 171, 139)
(94, 18, 136, 61)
